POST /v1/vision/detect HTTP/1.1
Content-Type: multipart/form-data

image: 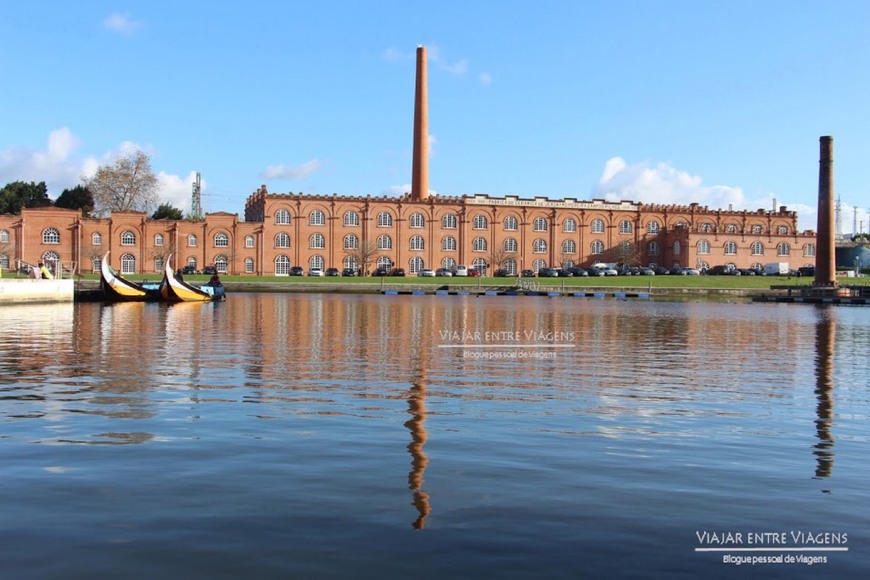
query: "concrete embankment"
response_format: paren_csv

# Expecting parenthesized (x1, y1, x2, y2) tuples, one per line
(0, 278, 75, 304)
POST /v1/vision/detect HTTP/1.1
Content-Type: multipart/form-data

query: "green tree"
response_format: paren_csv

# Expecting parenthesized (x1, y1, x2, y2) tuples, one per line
(84, 150, 159, 216)
(0, 181, 51, 214)
(54, 185, 95, 216)
(151, 203, 183, 220)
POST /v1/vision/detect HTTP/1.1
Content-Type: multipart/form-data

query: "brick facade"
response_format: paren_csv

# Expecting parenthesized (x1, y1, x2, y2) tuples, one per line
(1, 187, 816, 276)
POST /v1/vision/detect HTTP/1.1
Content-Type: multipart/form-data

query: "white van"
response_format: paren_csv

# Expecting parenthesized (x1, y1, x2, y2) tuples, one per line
(454, 265, 469, 276)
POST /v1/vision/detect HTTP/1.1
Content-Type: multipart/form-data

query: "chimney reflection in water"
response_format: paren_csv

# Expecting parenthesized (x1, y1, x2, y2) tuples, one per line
(813, 308, 836, 479)
(405, 371, 431, 529)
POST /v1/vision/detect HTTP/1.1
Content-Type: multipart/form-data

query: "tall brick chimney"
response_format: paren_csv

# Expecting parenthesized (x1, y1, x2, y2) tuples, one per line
(814, 136, 837, 287)
(411, 45, 429, 201)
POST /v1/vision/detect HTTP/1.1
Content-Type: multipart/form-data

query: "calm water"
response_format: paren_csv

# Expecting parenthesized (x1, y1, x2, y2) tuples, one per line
(1, 294, 868, 579)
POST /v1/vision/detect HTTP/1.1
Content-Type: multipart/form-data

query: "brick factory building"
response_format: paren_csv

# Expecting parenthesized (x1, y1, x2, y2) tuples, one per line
(1, 46, 816, 277)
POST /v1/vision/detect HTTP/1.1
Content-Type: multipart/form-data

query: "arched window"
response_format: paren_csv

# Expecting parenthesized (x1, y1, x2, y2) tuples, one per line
(90, 255, 100, 273)
(275, 255, 291, 276)
(647, 241, 660, 256)
(591, 240, 604, 255)
(275, 233, 291, 248)
(647, 221, 660, 234)
(697, 240, 711, 254)
(442, 236, 457, 251)
(504, 216, 518, 231)
(409, 213, 425, 228)
(561, 240, 576, 254)
(309, 255, 325, 270)
(532, 259, 546, 273)
(673, 240, 682, 256)
(215, 255, 228, 273)
(245, 258, 254, 273)
(121, 231, 136, 246)
(42, 228, 60, 244)
(751, 224, 763, 234)
(310, 210, 325, 226)
(562, 260, 575, 269)
(275, 209, 291, 225)
(344, 234, 359, 250)
(777, 225, 788, 235)
(409, 256, 424, 274)
(533, 217, 548, 232)
(700, 223, 714, 233)
(0, 230, 8, 243)
(804, 243, 816, 257)
(186, 258, 198, 271)
(750, 241, 764, 255)
(471, 258, 487, 274)
(533, 239, 547, 254)
(442, 214, 457, 229)
(724, 241, 737, 255)
(310, 233, 325, 249)
(377, 235, 392, 250)
(410, 235, 425, 250)
(563, 218, 577, 233)
(591, 219, 605, 234)
(377, 212, 393, 227)
(187, 234, 197, 247)
(504, 237, 518, 253)
(343, 256, 359, 271)
(377, 256, 394, 270)
(153, 233, 163, 247)
(344, 211, 360, 226)
(473, 215, 488, 230)
(777, 242, 790, 256)
(472, 237, 487, 252)
(92, 232, 103, 246)
(121, 253, 136, 274)
(245, 235, 255, 248)
(619, 220, 633, 234)
(442, 257, 457, 270)
(503, 258, 518, 276)
(214, 232, 229, 247)
(725, 224, 738, 234)
(0, 254, 9, 271)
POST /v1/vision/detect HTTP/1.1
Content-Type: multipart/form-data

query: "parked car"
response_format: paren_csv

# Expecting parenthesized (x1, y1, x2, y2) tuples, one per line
(454, 265, 469, 276)
(391, 268, 406, 277)
(342, 268, 358, 276)
(467, 268, 482, 277)
(521, 269, 536, 278)
(493, 269, 513, 277)
(538, 268, 559, 277)
(419, 268, 435, 277)
(182, 265, 198, 275)
(651, 265, 670, 275)
(308, 268, 325, 276)
(798, 266, 815, 277)
(567, 266, 588, 277)
(325, 268, 340, 277)
(681, 268, 701, 276)
(373, 267, 390, 276)
(435, 268, 453, 277)
(290, 266, 305, 276)
(639, 267, 655, 276)
(202, 266, 217, 276)
(587, 267, 605, 277)
(602, 267, 619, 276)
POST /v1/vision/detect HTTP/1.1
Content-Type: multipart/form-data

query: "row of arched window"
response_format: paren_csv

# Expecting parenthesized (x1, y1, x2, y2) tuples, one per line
(271, 209, 793, 236)
(696, 240, 816, 257)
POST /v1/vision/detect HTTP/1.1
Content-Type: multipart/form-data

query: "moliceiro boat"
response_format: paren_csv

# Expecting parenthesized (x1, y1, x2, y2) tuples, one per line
(160, 256, 225, 302)
(100, 252, 161, 302)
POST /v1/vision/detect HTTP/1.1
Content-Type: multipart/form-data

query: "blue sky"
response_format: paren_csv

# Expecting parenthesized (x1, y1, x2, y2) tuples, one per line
(2, 1, 869, 233)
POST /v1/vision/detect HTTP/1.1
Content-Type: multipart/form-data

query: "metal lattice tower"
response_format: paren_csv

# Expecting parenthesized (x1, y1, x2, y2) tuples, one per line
(191, 172, 202, 220)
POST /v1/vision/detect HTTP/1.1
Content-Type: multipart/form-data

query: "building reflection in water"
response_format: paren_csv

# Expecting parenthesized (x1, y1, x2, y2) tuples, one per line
(405, 301, 431, 530)
(813, 307, 836, 479)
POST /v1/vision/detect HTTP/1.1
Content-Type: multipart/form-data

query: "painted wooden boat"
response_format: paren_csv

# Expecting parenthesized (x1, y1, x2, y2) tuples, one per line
(160, 256, 225, 302)
(100, 252, 161, 302)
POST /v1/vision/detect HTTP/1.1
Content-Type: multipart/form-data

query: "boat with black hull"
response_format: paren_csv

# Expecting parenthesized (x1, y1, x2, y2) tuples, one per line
(99, 252, 161, 302)
(160, 257, 225, 302)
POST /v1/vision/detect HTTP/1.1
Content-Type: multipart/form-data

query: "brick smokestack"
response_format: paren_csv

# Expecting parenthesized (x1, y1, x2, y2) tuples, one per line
(814, 136, 836, 287)
(411, 45, 429, 201)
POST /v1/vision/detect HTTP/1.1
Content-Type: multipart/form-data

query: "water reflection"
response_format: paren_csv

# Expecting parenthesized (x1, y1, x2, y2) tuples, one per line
(813, 307, 836, 479)
(406, 371, 431, 529)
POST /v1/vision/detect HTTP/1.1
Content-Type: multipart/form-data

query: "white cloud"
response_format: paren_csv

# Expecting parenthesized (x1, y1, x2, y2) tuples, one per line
(260, 159, 321, 180)
(0, 128, 198, 213)
(103, 13, 142, 35)
(591, 156, 819, 232)
(479, 72, 493, 86)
